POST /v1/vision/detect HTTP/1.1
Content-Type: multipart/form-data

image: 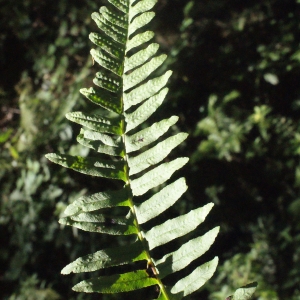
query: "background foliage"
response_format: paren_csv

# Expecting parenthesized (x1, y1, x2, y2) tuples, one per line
(1, 0, 300, 299)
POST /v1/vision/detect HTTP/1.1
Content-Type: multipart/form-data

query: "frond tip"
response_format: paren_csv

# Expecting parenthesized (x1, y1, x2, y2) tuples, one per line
(46, 0, 219, 298)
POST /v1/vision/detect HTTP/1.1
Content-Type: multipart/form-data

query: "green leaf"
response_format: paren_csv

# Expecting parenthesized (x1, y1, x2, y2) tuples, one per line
(47, 0, 219, 297)
(125, 116, 178, 153)
(263, 73, 279, 85)
(145, 203, 214, 250)
(45, 153, 127, 181)
(79, 129, 121, 147)
(135, 178, 187, 224)
(124, 43, 159, 73)
(89, 32, 123, 59)
(0, 128, 13, 143)
(125, 88, 168, 132)
(131, 157, 189, 196)
(228, 282, 258, 300)
(90, 48, 123, 76)
(73, 270, 158, 293)
(77, 129, 124, 157)
(126, 31, 155, 52)
(123, 54, 167, 91)
(171, 257, 219, 296)
(68, 212, 128, 224)
(123, 71, 172, 111)
(66, 112, 124, 135)
(93, 72, 121, 93)
(100, 6, 128, 29)
(128, 133, 188, 175)
(80, 87, 122, 114)
(129, 0, 157, 21)
(155, 227, 220, 278)
(59, 216, 138, 235)
(61, 241, 147, 274)
(128, 12, 155, 36)
(63, 186, 131, 216)
(108, 0, 128, 14)
(91, 12, 127, 44)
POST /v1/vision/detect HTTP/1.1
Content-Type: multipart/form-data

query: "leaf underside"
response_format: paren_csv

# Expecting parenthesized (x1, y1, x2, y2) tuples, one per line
(46, 0, 219, 298)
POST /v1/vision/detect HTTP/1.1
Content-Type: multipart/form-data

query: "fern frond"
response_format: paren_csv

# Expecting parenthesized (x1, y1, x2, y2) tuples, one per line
(46, 0, 219, 298)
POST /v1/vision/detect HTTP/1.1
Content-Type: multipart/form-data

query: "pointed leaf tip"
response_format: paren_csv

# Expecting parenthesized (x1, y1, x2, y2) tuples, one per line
(171, 256, 219, 296)
(145, 203, 214, 250)
(45, 153, 51, 160)
(45, 153, 59, 163)
(228, 282, 258, 300)
(156, 226, 220, 278)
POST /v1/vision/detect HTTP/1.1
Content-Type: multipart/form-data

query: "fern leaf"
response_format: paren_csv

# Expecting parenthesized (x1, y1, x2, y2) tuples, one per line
(77, 129, 124, 157)
(46, 0, 219, 298)
(135, 178, 188, 224)
(128, 132, 188, 175)
(61, 241, 147, 274)
(89, 32, 123, 59)
(123, 71, 172, 110)
(125, 116, 179, 153)
(123, 54, 167, 91)
(129, 0, 157, 20)
(131, 157, 189, 196)
(144, 204, 214, 250)
(63, 187, 131, 216)
(66, 111, 124, 135)
(80, 87, 122, 113)
(45, 153, 127, 181)
(59, 214, 138, 235)
(73, 270, 158, 293)
(124, 43, 159, 72)
(226, 282, 258, 300)
(93, 72, 121, 93)
(155, 227, 220, 278)
(125, 88, 168, 132)
(126, 30, 154, 52)
(171, 257, 219, 297)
